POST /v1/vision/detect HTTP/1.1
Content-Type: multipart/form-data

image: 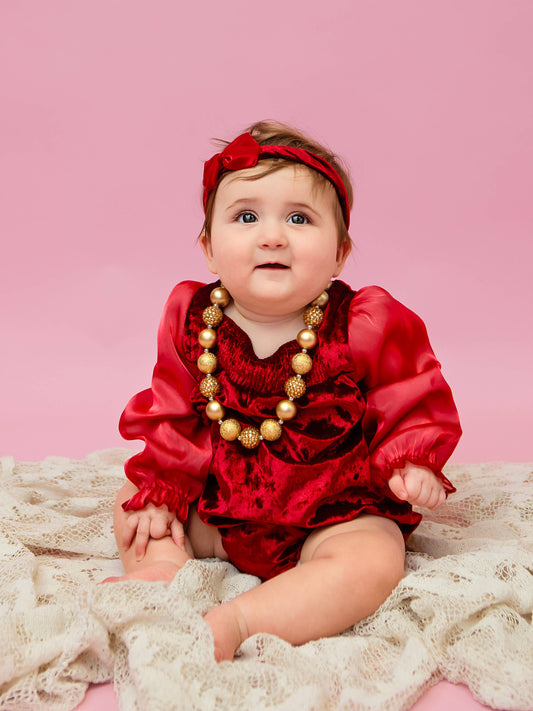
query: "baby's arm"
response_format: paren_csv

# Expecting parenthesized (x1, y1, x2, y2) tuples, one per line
(388, 463, 446, 509)
(348, 287, 461, 501)
(118, 283, 215, 563)
(122, 503, 186, 561)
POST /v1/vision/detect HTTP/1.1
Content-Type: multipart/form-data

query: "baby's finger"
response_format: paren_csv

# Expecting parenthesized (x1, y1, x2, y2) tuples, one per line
(415, 477, 434, 506)
(135, 518, 151, 561)
(422, 476, 442, 507)
(417, 477, 445, 508)
(404, 472, 424, 502)
(150, 514, 170, 539)
(171, 519, 186, 549)
(388, 472, 409, 500)
(427, 486, 446, 509)
(122, 514, 139, 550)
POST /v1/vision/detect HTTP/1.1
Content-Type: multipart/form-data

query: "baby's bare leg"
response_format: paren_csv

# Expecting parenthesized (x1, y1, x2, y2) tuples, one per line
(204, 515, 405, 661)
(108, 481, 226, 583)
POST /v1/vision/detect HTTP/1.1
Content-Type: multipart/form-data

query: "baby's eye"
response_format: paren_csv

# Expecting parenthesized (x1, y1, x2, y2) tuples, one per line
(288, 213, 309, 225)
(237, 212, 257, 224)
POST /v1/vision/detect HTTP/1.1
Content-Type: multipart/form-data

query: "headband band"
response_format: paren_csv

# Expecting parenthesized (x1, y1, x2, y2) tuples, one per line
(202, 132, 350, 228)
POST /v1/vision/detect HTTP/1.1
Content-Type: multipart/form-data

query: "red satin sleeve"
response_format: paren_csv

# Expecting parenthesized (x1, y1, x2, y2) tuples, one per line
(348, 286, 462, 493)
(119, 281, 212, 522)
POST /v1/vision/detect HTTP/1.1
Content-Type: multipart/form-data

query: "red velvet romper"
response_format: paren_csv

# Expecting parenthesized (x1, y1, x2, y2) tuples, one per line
(120, 279, 461, 580)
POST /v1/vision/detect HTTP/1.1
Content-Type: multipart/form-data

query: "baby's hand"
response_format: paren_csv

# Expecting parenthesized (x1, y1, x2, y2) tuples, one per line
(388, 463, 446, 509)
(122, 504, 186, 561)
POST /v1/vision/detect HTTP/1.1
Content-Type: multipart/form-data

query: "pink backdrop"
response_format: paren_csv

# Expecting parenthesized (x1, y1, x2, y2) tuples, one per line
(1, 1, 532, 462)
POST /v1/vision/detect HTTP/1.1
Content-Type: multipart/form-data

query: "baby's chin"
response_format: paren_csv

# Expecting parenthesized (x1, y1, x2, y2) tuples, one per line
(249, 267, 293, 288)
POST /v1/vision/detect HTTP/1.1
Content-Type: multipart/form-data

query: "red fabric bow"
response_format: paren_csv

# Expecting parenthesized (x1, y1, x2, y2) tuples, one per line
(202, 132, 350, 228)
(203, 133, 262, 195)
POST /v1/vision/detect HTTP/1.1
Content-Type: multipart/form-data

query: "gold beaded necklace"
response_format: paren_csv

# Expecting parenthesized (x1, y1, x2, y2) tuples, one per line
(197, 284, 330, 450)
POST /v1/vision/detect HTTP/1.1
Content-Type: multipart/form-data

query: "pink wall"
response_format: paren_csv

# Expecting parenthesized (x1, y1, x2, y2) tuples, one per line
(1, 1, 532, 462)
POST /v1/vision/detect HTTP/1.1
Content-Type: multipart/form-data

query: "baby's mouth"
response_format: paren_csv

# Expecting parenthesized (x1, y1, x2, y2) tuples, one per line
(256, 263, 289, 269)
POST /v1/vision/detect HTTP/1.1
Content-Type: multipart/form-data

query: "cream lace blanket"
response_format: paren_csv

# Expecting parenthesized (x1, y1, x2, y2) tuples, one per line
(0, 450, 532, 711)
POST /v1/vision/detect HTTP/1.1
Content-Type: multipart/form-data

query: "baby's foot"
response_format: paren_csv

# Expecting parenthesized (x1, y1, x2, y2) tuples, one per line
(204, 601, 249, 662)
(102, 560, 182, 584)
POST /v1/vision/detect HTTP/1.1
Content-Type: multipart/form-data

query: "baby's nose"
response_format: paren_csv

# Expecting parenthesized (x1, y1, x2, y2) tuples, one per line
(259, 223, 288, 248)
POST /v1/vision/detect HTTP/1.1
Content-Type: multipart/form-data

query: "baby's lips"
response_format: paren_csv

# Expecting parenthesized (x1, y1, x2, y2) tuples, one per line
(255, 263, 290, 269)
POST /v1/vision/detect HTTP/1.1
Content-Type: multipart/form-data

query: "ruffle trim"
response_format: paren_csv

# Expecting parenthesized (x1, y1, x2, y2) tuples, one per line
(122, 485, 194, 522)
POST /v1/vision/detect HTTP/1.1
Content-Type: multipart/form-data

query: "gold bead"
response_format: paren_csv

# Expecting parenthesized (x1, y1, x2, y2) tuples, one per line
(198, 328, 217, 349)
(220, 418, 241, 441)
(276, 399, 297, 421)
(205, 399, 225, 421)
(296, 328, 318, 350)
(260, 419, 282, 441)
(197, 352, 217, 374)
(210, 286, 231, 307)
(291, 352, 313, 375)
(199, 376, 220, 398)
(239, 426, 261, 449)
(202, 305, 223, 327)
(303, 305, 323, 328)
(284, 375, 307, 399)
(312, 290, 329, 308)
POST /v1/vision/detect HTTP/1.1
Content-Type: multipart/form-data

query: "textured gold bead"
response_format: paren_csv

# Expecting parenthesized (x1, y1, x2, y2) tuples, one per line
(291, 352, 313, 375)
(276, 399, 297, 420)
(220, 418, 241, 441)
(198, 328, 217, 349)
(239, 426, 261, 449)
(210, 286, 231, 307)
(197, 352, 217, 374)
(202, 305, 223, 327)
(205, 399, 225, 421)
(284, 375, 307, 399)
(303, 305, 324, 328)
(312, 290, 329, 308)
(260, 419, 282, 441)
(199, 376, 220, 398)
(296, 328, 318, 350)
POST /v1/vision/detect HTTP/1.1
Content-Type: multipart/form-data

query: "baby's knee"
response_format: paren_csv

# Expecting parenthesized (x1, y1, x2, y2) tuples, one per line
(343, 543, 404, 607)
(307, 522, 405, 593)
(369, 543, 405, 593)
(346, 543, 403, 590)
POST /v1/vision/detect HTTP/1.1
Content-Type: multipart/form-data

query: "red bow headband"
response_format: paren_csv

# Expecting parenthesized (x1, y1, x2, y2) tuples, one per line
(202, 132, 350, 228)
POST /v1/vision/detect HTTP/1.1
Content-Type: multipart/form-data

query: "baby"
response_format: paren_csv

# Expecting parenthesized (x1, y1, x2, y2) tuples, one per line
(107, 121, 461, 661)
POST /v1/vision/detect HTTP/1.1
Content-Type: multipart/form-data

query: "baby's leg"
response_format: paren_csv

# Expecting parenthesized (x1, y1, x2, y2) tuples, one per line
(108, 481, 226, 583)
(204, 515, 405, 661)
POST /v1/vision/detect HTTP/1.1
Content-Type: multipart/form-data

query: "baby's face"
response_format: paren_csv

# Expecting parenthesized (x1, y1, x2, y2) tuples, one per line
(200, 164, 348, 319)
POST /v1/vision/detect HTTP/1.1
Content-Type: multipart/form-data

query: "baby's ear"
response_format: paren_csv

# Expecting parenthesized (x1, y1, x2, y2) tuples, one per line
(199, 232, 218, 274)
(333, 240, 351, 277)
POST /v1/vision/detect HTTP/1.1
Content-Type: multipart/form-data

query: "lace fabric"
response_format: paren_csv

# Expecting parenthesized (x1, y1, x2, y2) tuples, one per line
(0, 450, 532, 710)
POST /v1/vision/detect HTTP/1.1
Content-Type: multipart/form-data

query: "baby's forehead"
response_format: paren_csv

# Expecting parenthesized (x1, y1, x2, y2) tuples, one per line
(222, 161, 310, 183)
(218, 161, 334, 199)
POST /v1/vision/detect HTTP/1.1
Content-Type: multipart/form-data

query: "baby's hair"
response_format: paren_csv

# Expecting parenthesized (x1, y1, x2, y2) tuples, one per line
(201, 120, 353, 251)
